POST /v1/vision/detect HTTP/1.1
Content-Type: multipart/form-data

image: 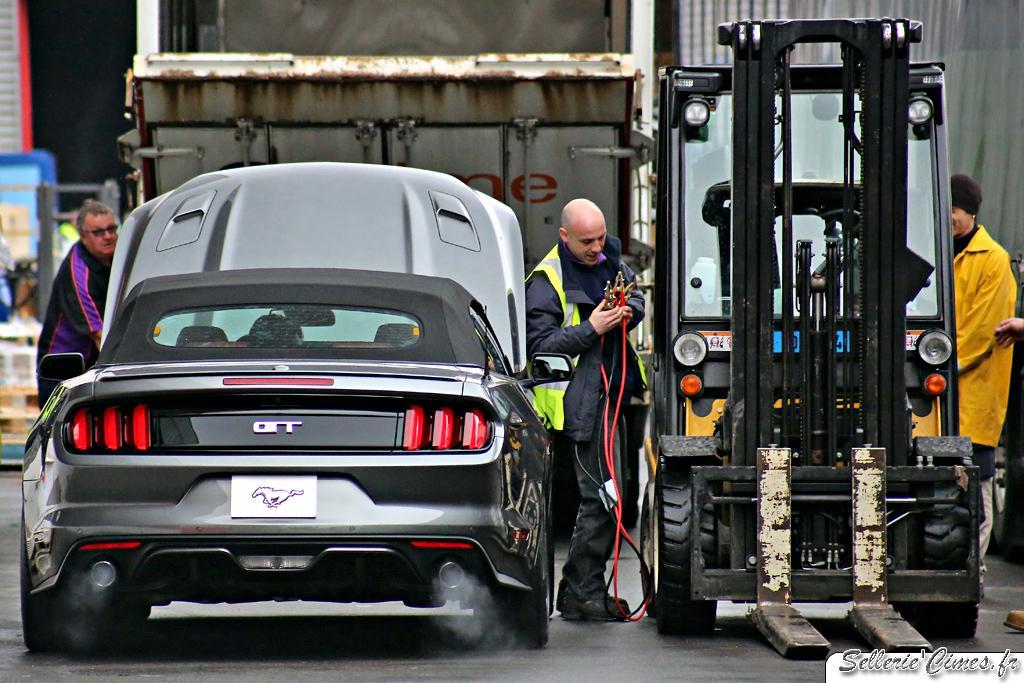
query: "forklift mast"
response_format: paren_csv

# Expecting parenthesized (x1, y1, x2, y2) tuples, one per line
(725, 18, 919, 467)
(645, 18, 980, 659)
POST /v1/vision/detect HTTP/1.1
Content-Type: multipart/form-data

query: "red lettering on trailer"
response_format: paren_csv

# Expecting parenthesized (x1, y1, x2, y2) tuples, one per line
(451, 173, 504, 201)
(511, 173, 558, 204)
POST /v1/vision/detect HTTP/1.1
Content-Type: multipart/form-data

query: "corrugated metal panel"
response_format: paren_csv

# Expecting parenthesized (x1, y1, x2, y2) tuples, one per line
(0, 0, 22, 152)
(217, 0, 611, 56)
(680, 0, 788, 66)
(676, 0, 1024, 276)
(133, 54, 635, 125)
(135, 53, 634, 80)
(678, 1, 962, 65)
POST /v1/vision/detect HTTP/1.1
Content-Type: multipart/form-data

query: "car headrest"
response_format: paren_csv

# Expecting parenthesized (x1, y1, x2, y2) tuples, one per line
(374, 323, 418, 346)
(176, 325, 229, 346)
(247, 314, 303, 347)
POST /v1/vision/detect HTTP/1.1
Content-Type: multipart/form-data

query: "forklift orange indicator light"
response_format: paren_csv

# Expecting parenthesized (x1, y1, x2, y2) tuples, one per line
(923, 373, 947, 396)
(680, 374, 703, 397)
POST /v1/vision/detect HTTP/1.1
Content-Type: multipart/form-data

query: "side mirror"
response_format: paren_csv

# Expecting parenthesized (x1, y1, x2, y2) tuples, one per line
(522, 353, 574, 389)
(38, 353, 86, 382)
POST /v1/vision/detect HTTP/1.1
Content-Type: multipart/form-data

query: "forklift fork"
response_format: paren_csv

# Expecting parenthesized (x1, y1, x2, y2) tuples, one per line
(751, 446, 933, 657)
(847, 447, 931, 652)
(750, 447, 830, 659)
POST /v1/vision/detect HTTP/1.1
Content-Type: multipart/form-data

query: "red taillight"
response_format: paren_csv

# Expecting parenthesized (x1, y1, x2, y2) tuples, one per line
(462, 409, 490, 449)
(70, 403, 151, 453)
(132, 404, 151, 451)
(403, 405, 490, 452)
(223, 377, 334, 386)
(71, 409, 92, 450)
(432, 407, 456, 450)
(410, 540, 473, 550)
(102, 406, 122, 450)
(403, 405, 425, 450)
(79, 541, 142, 552)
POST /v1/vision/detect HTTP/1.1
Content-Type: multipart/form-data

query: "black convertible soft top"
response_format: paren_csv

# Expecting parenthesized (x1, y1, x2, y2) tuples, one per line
(98, 268, 489, 367)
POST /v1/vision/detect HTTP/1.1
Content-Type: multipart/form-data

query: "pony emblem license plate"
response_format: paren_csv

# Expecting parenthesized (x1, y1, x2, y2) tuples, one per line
(231, 475, 317, 518)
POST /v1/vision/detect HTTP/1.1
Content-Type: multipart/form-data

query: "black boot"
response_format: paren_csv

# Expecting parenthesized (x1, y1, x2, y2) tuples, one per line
(559, 591, 631, 621)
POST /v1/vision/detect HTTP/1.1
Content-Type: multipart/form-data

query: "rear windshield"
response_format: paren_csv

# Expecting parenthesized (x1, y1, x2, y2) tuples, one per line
(152, 305, 422, 350)
(98, 269, 488, 367)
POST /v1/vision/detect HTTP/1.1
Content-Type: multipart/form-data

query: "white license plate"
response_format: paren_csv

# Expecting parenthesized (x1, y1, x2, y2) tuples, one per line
(230, 475, 317, 518)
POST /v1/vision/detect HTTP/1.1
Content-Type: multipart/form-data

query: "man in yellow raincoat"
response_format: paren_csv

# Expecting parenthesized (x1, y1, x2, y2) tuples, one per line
(951, 173, 1017, 573)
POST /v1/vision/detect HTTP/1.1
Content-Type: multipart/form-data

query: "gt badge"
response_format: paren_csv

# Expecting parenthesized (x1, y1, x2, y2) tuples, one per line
(253, 420, 302, 434)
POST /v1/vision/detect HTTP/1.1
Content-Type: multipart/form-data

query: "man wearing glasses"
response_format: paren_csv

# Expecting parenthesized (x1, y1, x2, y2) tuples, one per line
(36, 199, 118, 404)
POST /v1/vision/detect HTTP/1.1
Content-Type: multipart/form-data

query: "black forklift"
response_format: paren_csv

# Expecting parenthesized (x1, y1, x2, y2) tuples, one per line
(642, 18, 979, 657)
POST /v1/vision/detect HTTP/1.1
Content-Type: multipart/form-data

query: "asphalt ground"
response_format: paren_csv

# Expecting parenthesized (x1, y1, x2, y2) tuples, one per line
(1, 469, 1022, 682)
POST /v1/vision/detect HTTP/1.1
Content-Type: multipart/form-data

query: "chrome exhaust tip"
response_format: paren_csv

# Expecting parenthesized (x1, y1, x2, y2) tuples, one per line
(89, 560, 117, 589)
(437, 560, 466, 591)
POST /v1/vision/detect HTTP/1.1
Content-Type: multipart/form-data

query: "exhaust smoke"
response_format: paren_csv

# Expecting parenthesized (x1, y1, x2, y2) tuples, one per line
(430, 571, 541, 650)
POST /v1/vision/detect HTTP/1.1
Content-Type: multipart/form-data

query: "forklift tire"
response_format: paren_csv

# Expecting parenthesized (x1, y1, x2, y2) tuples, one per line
(640, 491, 655, 617)
(621, 479, 640, 529)
(653, 466, 717, 635)
(899, 483, 979, 638)
(617, 418, 640, 529)
(923, 485, 971, 570)
(896, 602, 979, 639)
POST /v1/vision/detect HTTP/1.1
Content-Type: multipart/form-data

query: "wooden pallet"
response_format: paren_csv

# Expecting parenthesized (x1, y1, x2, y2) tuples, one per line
(0, 407, 38, 436)
(0, 433, 27, 466)
(0, 315, 42, 346)
(0, 334, 38, 347)
(0, 384, 38, 410)
(0, 341, 37, 388)
(2, 432, 27, 446)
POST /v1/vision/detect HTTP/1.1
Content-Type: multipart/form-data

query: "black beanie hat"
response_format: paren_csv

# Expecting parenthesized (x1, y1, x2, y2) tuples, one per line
(951, 173, 982, 215)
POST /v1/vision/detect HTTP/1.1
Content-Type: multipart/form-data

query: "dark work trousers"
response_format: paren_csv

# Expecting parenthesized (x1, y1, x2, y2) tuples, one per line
(37, 377, 58, 411)
(562, 407, 618, 601)
(974, 444, 996, 570)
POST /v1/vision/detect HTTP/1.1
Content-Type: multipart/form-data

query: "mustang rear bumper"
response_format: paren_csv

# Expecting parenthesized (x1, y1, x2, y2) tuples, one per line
(24, 452, 545, 603)
(36, 535, 524, 606)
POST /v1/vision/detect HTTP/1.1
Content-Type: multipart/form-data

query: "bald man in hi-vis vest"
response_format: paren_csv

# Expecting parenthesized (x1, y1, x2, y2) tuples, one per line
(525, 198, 646, 621)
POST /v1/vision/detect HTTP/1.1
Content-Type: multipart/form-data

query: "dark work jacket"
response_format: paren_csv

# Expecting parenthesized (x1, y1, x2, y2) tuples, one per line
(38, 242, 110, 368)
(525, 235, 645, 442)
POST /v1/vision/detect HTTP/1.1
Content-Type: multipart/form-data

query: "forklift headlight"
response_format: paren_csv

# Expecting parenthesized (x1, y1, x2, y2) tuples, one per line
(917, 330, 952, 366)
(683, 98, 711, 127)
(908, 96, 933, 125)
(673, 332, 708, 367)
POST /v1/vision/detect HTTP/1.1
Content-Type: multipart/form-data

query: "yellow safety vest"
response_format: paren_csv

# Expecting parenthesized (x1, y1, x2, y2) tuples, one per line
(526, 245, 647, 431)
(59, 222, 79, 243)
(527, 246, 579, 430)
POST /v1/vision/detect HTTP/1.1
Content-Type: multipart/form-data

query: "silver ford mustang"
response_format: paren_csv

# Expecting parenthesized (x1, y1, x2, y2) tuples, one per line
(21, 268, 568, 652)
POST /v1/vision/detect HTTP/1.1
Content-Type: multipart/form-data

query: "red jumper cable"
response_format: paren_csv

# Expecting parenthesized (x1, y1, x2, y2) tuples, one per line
(599, 284, 650, 621)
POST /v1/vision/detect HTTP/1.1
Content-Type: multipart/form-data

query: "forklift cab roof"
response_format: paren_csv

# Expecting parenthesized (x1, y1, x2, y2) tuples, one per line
(675, 60, 946, 320)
